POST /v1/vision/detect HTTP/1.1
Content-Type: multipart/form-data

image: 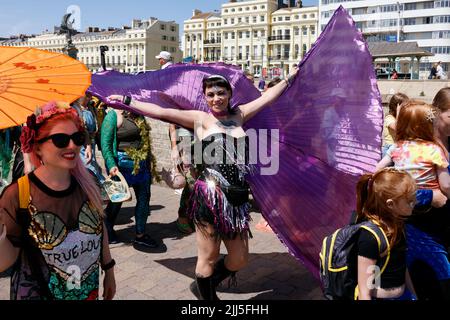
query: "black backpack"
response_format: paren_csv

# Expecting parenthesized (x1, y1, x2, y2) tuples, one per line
(319, 220, 390, 300)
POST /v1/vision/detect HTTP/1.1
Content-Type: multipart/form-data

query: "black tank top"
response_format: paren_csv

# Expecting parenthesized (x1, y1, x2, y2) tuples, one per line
(117, 116, 141, 150)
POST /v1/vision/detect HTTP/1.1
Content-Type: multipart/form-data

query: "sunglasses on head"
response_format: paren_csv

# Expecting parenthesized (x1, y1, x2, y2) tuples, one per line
(37, 131, 86, 149)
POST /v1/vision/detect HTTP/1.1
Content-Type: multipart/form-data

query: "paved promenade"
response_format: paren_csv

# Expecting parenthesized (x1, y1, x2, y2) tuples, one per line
(0, 185, 322, 300)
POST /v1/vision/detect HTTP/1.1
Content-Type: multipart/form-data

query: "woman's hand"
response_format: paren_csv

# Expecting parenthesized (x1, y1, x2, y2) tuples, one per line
(103, 269, 116, 300)
(105, 95, 133, 111)
(432, 189, 448, 208)
(84, 144, 93, 165)
(106, 95, 123, 103)
(109, 167, 119, 177)
(171, 147, 181, 165)
(288, 66, 299, 79)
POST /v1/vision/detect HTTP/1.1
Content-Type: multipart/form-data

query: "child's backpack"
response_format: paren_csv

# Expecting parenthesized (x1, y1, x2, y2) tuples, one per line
(319, 220, 390, 300)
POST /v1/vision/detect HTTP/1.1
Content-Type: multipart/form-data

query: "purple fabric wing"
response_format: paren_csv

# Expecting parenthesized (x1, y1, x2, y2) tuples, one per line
(88, 63, 260, 115)
(87, 6, 382, 280)
(245, 6, 383, 277)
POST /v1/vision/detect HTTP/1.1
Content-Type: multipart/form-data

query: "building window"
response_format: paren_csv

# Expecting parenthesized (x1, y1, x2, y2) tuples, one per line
(224, 32, 228, 40)
(160, 24, 166, 30)
(278, 17, 282, 21)
(170, 47, 176, 53)
(285, 16, 291, 21)
(294, 27, 300, 35)
(231, 18, 235, 24)
(238, 7, 242, 11)
(302, 27, 307, 36)
(404, 3, 417, 10)
(224, 19, 227, 24)
(253, 16, 257, 23)
(261, 15, 265, 22)
(302, 44, 307, 58)
(224, 9, 228, 13)
(162, 35, 168, 40)
(238, 18, 242, 23)
(261, 5, 265, 9)
(245, 17, 249, 23)
(239, 31, 243, 39)
(171, 26, 176, 32)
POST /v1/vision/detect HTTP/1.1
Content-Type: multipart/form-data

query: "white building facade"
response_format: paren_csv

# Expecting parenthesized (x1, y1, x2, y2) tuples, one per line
(1, 18, 182, 73)
(183, 0, 319, 77)
(319, 0, 450, 77)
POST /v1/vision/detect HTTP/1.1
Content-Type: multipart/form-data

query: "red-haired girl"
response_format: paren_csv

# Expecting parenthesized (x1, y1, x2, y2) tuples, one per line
(355, 168, 417, 300)
(376, 100, 450, 300)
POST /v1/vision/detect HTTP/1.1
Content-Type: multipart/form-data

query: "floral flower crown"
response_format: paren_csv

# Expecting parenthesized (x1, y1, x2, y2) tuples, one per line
(20, 101, 81, 154)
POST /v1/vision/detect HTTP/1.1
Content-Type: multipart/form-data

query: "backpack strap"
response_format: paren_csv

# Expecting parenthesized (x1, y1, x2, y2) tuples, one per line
(17, 175, 30, 210)
(353, 222, 391, 300)
(360, 222, 390, 273)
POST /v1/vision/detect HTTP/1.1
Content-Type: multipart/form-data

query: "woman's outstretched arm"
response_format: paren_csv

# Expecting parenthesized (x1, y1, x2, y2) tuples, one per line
(240, 67, 299, 123)
(106, 95, 206, 130)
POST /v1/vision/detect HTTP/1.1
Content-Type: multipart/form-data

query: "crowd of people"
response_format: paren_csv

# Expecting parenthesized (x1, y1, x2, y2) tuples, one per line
(0, 47, 449, 302)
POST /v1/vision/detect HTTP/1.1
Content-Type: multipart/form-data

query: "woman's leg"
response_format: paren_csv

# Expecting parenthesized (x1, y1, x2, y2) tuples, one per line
(222, 234, 250, 272)
(104, 201, 123, 243)
(192, 223, 221, 300)
(132, 180, 151, 236)
(132, 180, 158, 248)
(195, 223, 221, 277)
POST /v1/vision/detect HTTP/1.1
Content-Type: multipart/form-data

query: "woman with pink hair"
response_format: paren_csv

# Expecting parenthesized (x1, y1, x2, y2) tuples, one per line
(0, 101, 116, 300)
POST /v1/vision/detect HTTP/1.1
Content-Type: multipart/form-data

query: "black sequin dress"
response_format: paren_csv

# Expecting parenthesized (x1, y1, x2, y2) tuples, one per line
(188, 133, 253, 239)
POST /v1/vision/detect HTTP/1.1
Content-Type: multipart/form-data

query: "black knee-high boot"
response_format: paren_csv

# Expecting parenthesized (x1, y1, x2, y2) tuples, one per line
(191, 275, 218, 301)
(212, 256, 236, 288)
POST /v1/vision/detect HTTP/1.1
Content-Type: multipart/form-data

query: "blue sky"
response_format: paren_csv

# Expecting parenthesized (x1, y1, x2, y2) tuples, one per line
(0, 0, 318, 37)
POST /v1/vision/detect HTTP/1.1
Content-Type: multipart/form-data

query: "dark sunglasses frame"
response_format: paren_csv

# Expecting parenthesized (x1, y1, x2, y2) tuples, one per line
(37, 131, 86, 149)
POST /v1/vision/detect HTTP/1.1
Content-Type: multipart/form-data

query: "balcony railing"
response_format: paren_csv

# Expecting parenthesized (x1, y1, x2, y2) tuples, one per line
(268, 35, 291, 41)
(204, 39, 222, 44)
(269, 54, 290, 60)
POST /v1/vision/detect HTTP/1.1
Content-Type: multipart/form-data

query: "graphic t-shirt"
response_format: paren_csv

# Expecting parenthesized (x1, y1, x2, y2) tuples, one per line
(0, 173, 103, 300)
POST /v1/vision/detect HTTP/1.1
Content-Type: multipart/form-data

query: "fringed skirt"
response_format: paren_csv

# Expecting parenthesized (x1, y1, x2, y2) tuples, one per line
(188, 179, 252, 240)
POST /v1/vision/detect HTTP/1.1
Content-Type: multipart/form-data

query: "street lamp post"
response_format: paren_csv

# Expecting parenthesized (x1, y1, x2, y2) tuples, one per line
(100, 46, 109, 71)
(396, 1, 401, 43)
(396, 2, 402, 73)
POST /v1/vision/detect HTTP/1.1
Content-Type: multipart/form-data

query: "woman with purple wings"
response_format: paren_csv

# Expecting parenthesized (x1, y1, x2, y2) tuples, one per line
(88, 6, 383, 299)
(106, 69, 298, 300)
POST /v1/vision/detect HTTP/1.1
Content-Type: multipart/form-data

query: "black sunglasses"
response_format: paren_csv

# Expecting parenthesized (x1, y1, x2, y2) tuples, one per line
(37, 131, 86, 149)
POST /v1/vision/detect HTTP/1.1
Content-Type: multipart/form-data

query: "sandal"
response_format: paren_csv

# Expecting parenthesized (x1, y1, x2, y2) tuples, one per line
(177, 220, 195, 234)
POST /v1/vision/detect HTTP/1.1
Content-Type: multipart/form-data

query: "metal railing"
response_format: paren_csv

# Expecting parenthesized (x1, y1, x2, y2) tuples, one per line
(268, 35, 291, 41)
(204, 39, 222, 44)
